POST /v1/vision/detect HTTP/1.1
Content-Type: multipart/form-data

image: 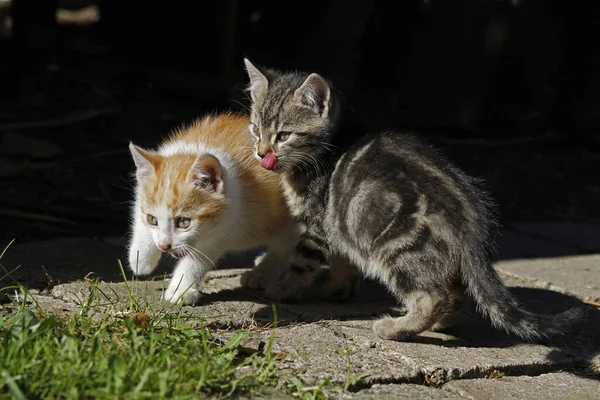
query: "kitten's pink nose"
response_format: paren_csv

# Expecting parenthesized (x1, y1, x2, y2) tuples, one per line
(158, 243, 171, 251)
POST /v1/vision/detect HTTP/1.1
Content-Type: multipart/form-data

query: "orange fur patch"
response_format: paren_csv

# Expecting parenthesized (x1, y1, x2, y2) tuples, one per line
(137, 112, 291, 235)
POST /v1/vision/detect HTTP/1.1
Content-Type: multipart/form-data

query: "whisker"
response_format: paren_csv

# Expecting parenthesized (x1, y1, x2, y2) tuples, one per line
(184, 247, 204, 269)
(120, 176, 136, 190)
(230, 99, 250, 113)
(180, 245, 203, 267)
(183, 244, 216, 269)
(318, 141, 338, 154)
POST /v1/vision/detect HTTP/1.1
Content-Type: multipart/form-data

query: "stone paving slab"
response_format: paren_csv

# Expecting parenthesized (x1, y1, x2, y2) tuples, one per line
(40, 268, 600, 393)
(331, 383, 465, 399)
(3, 231, 600, 398)
(47, 271, 397, 327)
(442, 372, 600, 400)
(245, 316, 598, 389)
(495, 254, 600, 303)
(231, 387, 295, 399)
(49, 276, 267, 330)
(250, 321, 578, 387)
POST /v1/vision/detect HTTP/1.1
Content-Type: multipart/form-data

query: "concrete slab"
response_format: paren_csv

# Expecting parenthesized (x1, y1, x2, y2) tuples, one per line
(230, 387, 295, 400)
(246, 320, 587, 389)
(44, 267, 599, 386)
(495, 254, 600, 303)
(49, 274, 270, 330)
(330, 383, 464, 399)
(509, 221, 600, 251)
(5, 236, 600, 397)
(443, 372, 600, 400)
(45, 269, 400, 331)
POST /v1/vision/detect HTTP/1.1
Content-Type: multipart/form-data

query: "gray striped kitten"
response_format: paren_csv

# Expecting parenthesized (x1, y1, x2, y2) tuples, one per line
(243, 59, 585, 342)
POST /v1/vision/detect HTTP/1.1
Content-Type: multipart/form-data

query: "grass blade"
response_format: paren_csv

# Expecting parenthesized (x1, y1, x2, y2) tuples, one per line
(1, 370, 27, 400)
(0, 239, 16, 260)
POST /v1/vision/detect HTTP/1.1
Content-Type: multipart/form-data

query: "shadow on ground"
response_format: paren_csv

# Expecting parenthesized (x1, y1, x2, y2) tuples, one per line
(193, 268, 600, 382)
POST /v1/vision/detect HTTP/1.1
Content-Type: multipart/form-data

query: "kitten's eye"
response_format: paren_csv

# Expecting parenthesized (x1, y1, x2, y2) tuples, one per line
(146, 214, 158, 226)
(277, 131, 291, 142)
(176, 217, 191, 229)
(249, 123, 260, 138)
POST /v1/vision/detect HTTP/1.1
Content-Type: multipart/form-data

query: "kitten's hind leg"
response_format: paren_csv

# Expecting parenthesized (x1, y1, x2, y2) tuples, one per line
(373, 289, 456, 341)
(306, 254, 361, 302)
(128, 218, 161, 276)
(430, 284, 469, 332)
(241, 222, 299, 290)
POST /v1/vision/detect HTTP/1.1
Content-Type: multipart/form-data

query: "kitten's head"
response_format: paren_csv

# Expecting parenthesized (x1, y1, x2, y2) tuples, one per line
(129, 143, 228, 258)
(244, 59, 340, 173)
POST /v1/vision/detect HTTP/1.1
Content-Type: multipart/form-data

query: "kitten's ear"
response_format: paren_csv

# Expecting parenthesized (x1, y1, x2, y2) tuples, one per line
(129, 142, 159, 181)
(244, 58, 269, 102)
(294, 73, 331, 117)
(188, 154, 224, 194)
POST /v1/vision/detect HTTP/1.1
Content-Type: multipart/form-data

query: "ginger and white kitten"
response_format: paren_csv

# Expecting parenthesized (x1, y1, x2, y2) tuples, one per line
(127, 112, 299, 304)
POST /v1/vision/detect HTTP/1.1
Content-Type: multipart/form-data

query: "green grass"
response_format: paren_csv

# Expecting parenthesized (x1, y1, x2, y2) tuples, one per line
(0, 241, 334, 399)
(0, 296, 283, 399)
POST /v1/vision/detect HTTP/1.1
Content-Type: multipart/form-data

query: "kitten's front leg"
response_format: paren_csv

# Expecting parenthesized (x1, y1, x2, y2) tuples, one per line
(264, 235, 327, 303)
(241, 222, 300, 290)
(307, 254, 361, 302)
(128, 218, 161, 276)
(163, 251, 216, 305)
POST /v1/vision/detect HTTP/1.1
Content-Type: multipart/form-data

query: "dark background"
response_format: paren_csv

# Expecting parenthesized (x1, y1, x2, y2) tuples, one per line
(0, 0, 599, 245)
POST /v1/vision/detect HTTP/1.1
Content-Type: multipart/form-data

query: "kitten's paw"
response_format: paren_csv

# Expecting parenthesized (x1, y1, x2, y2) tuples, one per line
(264, 273, 311, 303)
(163, 284, 200, 306)
(308, 269, 360, 302)
(372, 317, 413, 341)
(240, 269, 272, 290)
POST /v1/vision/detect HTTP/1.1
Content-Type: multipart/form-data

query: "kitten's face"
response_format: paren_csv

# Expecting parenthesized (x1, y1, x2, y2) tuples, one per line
(130, 144, 227, 259)
(244, 59, 336, 173)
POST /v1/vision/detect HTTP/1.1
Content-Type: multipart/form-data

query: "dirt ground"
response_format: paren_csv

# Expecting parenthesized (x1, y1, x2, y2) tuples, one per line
(1, 21, 599, 246)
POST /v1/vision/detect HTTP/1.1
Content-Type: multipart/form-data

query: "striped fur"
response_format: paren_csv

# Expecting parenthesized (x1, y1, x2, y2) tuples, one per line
(244, 59, 586, 342)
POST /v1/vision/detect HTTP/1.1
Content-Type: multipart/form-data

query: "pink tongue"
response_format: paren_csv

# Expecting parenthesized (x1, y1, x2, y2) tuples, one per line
(261, 153, 279, 170)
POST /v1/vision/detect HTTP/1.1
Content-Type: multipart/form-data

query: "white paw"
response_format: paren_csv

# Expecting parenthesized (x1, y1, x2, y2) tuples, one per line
(129, 263, 152, 276)
(163, 284, 200, 305)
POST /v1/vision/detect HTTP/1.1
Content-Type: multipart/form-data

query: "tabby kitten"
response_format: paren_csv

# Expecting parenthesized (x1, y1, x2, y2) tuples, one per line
(243, 59, 585, 341)
(127, 112, 300, 304)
